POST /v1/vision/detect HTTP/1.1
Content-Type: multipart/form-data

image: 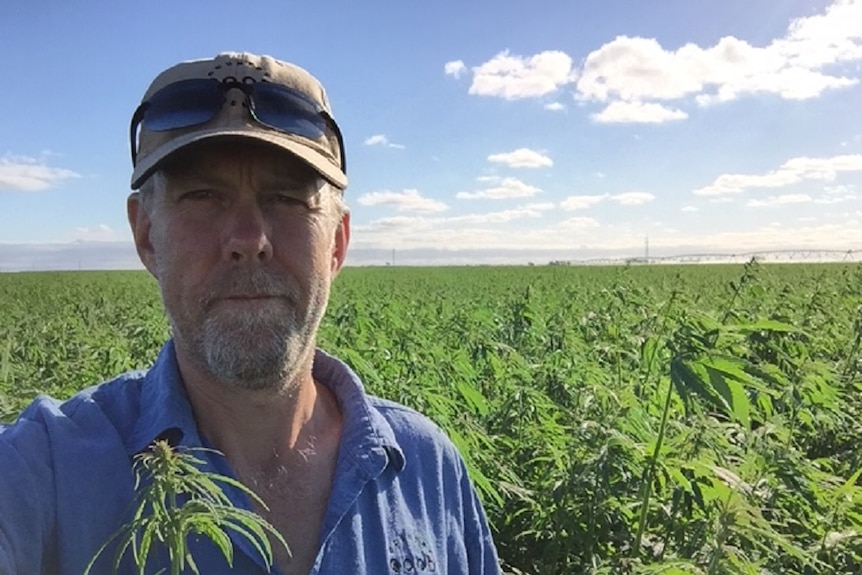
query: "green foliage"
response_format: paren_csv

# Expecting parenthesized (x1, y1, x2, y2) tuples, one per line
(2, 262, 862, 574)
(84, 440, 288, 575)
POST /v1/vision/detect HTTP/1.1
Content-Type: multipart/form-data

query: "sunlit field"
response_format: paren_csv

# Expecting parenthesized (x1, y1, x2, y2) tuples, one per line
(2, 262, 861, 574)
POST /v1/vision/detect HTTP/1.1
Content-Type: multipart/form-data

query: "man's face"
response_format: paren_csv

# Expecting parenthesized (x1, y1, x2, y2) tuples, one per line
(129, 140, 349, 391)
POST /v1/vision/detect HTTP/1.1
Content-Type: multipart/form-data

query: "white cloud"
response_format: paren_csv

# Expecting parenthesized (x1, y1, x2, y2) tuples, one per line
(71, 224, 120, 242)
(444, 60, 466, 78)
(354, 216, 436, 233)
(681, 205, 699, 212)
(572, 1, 862, 123)
(559, 217, 601, 230)
(610, 192, 656, 205)
(544, 102, 566, 112)
(364, 134, 405, 149)
(446, 3, 860, 124)
(747, 194, 813, 207)
(578, 36, 707, 103)
(815, 193, 856, 204)
(561, 194, 608, 210)
(693, 154, 862, 196)
(0, 154, 80, 192)
(449, 203, 553, 224)
(456, 177, 541, 200)
(487, 148, 553, 168)
(776, 0, 862, 69)
(357, 189, 448, 213)
(467, 50, 576, 100)
(525, 202, 556, 211)
(356, 202, 555, 233)
(592, 101, 688, 124)
(824, 184, 853, 196)
(814, 184, 858, 204)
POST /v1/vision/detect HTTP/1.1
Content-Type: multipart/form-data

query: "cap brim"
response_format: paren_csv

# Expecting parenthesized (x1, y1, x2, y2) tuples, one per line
(130, 128, 348, 190)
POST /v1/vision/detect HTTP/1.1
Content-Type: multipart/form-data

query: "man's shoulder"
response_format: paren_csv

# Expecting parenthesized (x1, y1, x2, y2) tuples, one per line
(365, 395, 460, 458)
(8, 370, 146, 432)
(0, 370, 147, 504)
(367, 395, 441, 433)
(316, 350, 459, 456)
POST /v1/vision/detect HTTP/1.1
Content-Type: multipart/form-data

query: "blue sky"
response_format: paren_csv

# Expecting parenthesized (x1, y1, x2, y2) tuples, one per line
(1, 0, 861, 269)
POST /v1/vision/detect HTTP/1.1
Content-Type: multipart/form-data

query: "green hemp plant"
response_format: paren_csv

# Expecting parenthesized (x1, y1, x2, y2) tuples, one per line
(84, 439, 289, 575)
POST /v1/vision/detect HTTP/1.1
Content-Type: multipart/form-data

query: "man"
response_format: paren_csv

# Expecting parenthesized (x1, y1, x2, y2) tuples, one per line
(0, 52, 501, 575)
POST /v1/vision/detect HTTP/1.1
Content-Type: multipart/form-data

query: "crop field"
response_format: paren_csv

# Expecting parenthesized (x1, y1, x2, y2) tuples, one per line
(2, 262, 861, 574)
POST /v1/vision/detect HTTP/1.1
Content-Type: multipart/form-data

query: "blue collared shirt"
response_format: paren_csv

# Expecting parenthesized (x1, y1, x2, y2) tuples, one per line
(0, 341, 501, 575)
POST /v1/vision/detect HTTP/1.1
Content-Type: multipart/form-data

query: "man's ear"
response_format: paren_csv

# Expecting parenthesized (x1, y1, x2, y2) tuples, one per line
(331, 211, 350, 276)
(127, 193, 159, 278)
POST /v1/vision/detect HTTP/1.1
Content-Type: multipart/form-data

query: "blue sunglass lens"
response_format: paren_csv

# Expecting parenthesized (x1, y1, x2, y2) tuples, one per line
(251, 84, 327, 139)
(139, 80, 328, 144)
(144, 80, 224, 132)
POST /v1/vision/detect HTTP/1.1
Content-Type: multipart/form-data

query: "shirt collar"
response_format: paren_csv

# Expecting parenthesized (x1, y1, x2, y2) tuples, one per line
(312, 348, 405, 474)
(124, 340, 201, 456)
(123, 340, 405, 474)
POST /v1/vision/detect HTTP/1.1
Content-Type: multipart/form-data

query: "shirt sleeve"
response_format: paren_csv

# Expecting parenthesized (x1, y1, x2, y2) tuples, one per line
(0, 412, 58, 575)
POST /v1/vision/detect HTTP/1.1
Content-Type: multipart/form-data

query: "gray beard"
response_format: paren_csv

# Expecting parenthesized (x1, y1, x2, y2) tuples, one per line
(198, 302, 313, 391)
(162, 266, 330, 392)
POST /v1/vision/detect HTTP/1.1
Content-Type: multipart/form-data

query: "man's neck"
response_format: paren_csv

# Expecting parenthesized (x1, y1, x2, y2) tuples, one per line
(174, 347, 342, 474)
(174, 347, 344, 575)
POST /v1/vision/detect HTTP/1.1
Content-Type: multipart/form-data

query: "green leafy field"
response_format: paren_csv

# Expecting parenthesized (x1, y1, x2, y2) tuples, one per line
(2, 262, 861, 574)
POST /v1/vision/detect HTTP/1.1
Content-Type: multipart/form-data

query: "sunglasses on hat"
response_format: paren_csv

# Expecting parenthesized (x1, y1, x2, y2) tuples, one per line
(128, 77, 346, 172)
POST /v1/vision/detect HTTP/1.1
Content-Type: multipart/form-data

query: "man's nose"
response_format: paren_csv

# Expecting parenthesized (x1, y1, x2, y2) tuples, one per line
(224, 203, 273, 263)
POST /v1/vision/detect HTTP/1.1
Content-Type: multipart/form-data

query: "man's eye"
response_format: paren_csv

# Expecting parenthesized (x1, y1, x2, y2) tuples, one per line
(181, 190, 218, 201)
(275, 194, 307, 206)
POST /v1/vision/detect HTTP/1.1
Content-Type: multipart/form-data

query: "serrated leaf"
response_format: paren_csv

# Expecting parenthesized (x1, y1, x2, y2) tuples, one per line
(455, 380, 490, 416)
(706, 365, 751, 427)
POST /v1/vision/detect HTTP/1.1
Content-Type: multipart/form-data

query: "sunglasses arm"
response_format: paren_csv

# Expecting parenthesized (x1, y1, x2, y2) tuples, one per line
(129, 103, 149, 166)
(325, 112, 347, 175)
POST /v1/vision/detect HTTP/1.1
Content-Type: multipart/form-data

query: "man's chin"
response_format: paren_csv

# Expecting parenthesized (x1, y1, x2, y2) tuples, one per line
(216, 371, 285, 392)
(205, 307, 298, 341)
(201, 333, 311, 390)
(209, 298, 294, 324)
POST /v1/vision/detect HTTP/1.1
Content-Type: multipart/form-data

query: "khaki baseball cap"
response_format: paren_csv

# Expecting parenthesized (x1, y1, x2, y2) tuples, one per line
(130, 52, 347, 190)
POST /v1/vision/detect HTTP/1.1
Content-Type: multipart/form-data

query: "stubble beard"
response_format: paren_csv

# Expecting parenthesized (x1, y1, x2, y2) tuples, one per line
(165, 267, 330, 392)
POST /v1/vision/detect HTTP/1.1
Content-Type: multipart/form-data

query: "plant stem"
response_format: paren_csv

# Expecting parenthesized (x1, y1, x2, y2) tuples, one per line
(635, 369, 675, 556)
(705, 495, 732, 575)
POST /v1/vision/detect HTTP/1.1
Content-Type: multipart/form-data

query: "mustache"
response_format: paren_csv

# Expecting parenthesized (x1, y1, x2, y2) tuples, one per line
(199, 270, 299, 310)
